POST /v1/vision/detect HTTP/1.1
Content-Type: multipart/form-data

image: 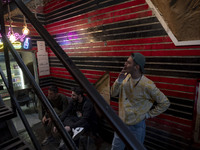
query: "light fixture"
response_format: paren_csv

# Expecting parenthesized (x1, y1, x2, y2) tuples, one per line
(9, 34, 16, 43)
(22, 15, 30, 35)
(8, 3, 16, 43)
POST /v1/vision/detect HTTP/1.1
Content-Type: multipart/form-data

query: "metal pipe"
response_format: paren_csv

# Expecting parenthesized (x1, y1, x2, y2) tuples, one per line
(0, 0, 16, 115)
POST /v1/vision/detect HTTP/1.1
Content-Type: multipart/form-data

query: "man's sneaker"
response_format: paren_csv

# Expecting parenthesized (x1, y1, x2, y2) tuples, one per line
(72, 127, 84, 140)
(41, 136, 54, 146)
(58, 139, 65, 150)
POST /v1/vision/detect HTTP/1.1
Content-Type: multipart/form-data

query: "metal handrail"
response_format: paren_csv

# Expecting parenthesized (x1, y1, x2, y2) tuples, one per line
(0, 32, 78, 150)
(13, 0, 146, 149)
(0, 0, 16, 116)
(1, 1, 78, 149)
(0, 66, 41, 150)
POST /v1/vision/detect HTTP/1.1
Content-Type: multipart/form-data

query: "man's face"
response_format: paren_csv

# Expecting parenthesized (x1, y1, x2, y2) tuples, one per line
(71, 91, 79, 101)
(124, 56, 138, 74)
(48, 90, 57, 101)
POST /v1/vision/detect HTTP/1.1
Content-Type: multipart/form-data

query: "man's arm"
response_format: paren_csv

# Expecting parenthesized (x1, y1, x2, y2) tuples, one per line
(69, 100, 93, 129)
(111, 79, 121, 97)
(62, 96, 71, 111)
(59, 101, 73, 122)
(111, 68, 128, 97)
(146, 84, 170, 119)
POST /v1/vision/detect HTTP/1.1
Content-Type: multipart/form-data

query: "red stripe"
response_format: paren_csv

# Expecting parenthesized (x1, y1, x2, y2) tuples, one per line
(90, 5, 149, 22)
(107, 37, 172, 45)
(111, 106, 119, 111)
(156, 83, 195, 93)
(161, 89, 194, 100)
(51, 74, 97, 84)
(47, 43, 200, 56)
(47, 10, 152, 34)
(46, 14, 89, 29)
(110, 101, 119, 107)
(39, 75, 51, 78)
(60, 42, 105, 49)
(59, 44, 200, 52)
(158, 114, 193, 126)
(58, 88, 71, 96)
(146, 75, 197, 86)
(47, 19, 88, 32)
(56, 37, 172, 49)
(88, 0, 146, 17)
(149, 117, 192, 132)
(50, 67, 106, 76)
(146, 120, 192, 138)
(47, 49, 200, 57)
(44, 0, 72, 14)
(45, 0, 146, 28)
(110, 75, 197, 86)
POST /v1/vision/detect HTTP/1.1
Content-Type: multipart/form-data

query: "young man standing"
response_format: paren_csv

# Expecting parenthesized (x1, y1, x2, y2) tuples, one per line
(111, 53, 170, 149)
(41, 86, 69, 146)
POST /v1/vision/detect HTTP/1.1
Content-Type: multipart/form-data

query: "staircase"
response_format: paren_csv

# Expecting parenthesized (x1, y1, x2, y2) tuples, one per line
(0, 137, 31, 150)
(0, 97, 33, 150)
(0, 105, 15, 121)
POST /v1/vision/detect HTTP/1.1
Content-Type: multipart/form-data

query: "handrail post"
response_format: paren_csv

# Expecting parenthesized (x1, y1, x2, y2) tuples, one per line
(0, 0, 16, 115)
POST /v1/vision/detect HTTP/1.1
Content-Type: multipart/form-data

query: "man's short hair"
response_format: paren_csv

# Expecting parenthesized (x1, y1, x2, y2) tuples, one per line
(71, 86, 84, 96)
(48, 86, 58, 93)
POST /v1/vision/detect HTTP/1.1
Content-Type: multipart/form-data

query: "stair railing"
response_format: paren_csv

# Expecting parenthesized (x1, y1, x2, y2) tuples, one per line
(14, 0, 146, 149)
(0, 0, 16, 117)
(1, 0, 146, 149)
(0, 1, 77, 150)
(0, 66, 41, 150)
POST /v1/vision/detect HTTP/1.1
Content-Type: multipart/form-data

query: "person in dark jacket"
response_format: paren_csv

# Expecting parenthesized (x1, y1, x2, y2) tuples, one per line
(41, 86, 69, 146)
(56, 86, 98, 149)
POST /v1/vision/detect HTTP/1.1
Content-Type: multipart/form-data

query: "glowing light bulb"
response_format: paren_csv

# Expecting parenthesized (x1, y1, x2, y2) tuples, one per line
(22, 26, 30, 35)
(10, 34, 16, 43)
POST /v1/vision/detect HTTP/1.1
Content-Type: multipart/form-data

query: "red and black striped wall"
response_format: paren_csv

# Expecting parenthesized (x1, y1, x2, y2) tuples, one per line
(25, 0, 200, 149)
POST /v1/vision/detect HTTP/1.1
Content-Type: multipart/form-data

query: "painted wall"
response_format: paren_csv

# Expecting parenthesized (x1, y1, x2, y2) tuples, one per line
(33, 0, 200, 149)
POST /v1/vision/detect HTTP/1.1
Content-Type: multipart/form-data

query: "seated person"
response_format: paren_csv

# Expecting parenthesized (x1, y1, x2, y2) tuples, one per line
(41, 86, 70, 146)
(55, 86, 98, 149)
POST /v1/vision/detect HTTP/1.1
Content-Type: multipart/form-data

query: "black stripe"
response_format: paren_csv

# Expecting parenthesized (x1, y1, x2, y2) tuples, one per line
(165, 109, 193, 120)
(45, 0, 128, 24)
(49, 56, 200, 78)
(146, 131, 189, 149)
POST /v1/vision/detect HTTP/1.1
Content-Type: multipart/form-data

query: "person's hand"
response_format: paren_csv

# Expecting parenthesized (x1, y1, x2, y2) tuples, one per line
(53, 126, 57, 133)
(118, 67, 127, 82)
(46, 118, 52, 125)
(65, 126, 71, 132)
(42, 116, 47, 124)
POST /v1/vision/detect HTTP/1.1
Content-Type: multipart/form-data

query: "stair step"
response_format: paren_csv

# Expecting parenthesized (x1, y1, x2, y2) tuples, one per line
(0, 136, 32, 150)
(0, 105, 15, 121)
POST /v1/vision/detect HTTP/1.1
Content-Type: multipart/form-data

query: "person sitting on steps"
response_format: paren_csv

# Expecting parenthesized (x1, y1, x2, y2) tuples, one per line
(54, 86, 98, 149)
(41, 86, 70, 146)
